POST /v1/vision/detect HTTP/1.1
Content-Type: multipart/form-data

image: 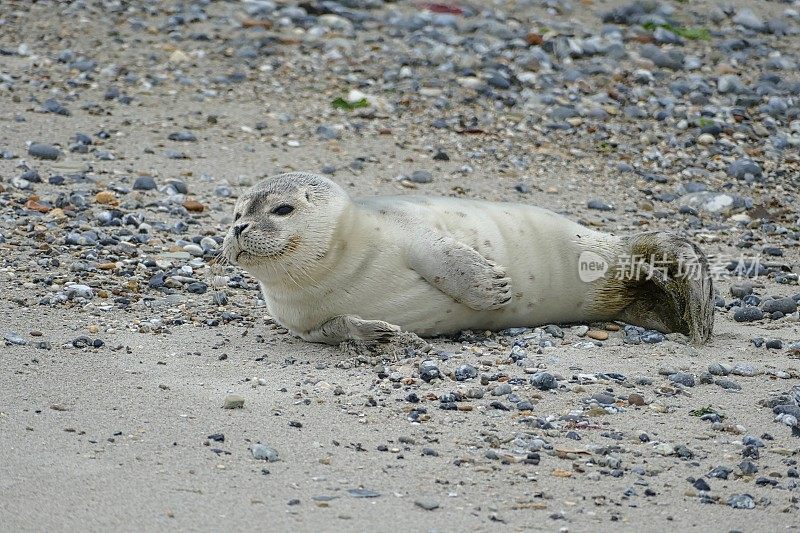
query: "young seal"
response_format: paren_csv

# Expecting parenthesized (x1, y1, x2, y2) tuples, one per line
(222, 172, 714, 345)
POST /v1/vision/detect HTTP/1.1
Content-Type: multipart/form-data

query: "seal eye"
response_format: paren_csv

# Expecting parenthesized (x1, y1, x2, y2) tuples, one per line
(271, 204, 294, 216)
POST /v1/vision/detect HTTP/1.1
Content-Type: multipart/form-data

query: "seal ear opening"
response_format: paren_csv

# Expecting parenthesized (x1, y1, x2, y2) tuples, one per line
(613, 232, 714, 345)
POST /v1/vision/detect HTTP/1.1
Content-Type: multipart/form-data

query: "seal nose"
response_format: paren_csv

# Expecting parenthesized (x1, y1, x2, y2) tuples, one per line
(233, 223, 249, 238)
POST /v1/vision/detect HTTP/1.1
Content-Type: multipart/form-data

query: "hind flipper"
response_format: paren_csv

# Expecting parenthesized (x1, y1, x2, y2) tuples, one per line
(614, 232, 714, 344)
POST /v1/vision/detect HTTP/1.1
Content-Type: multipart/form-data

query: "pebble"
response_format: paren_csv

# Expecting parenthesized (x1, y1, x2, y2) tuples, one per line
(409, 170, 433, 184)
(716, 379, 742, 391)
(727, 493, 755, 509)
(28, 143, 61, 160)
(727, 159, 762, 181)
(530, 372, 558, 391)
(669, 373, 695, 387)
(454, 364, 478, 381)
(762, 297, 797, 315)
(168, 131, 197, 142)
(223, 394, 245, 409)
(4, 331, 27, 345)
(733, 307, 763, 322)
(708, 363, 731, 376)
(251, 444, 279, 462)
(628, 393, 646, 406)
(587, 330, 608, 341)
(414, 499, 439, 511)
(731, 363, 758, 377)
(133, 176, 157, 191)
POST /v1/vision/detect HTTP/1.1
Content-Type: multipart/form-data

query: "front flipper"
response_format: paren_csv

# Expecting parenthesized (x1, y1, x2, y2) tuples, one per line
(302, 315, 401, 345)
(407, 234, 512, 311)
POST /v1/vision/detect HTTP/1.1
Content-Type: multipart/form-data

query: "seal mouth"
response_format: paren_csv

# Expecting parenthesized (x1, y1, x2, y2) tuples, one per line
(233, 236, 302, 263)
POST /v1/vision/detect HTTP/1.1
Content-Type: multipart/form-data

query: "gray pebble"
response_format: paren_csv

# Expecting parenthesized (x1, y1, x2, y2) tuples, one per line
(409, 170, 433, 184)
(414, 498, 439, 511)
(454, 364, 478, 381)
(715, 379, 742, 391)
(4, 331, 27, 345)
(731, 363, 758, 377)
(251, 443, 279, 462)
(530, 372, 557, 390)
(669, 373, 695, 387)
(65, 284, 94, 299)
(727, 159, 762, 181)
(762, 297, 796, 315)
(708, 363, 731, 376)
(133, 176, 157, 191)
(492, 384, 512, 396)
(168, 131, 197, 142)
(28, 143, 61, 160)
(733, 307, 763, 322)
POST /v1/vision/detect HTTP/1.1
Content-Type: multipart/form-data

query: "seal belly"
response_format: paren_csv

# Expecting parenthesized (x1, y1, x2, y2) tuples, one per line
(389, 198, 622, 333)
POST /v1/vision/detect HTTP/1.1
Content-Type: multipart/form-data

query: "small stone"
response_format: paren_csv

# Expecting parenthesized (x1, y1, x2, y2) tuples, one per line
(409, 170, 432, 184)
(348, 488, 380, 498)
(414, 499, 439, 511)
(251, 443, 279, 461)
(727, 159, 762, 181)
(419, 360, 440, 382)
(730, 282, 754, 298)
(628, 393, 646, 406)
(708, 363, 731, 376)
(732, 8, 764, 31)
(530, 372, 558, 391)
(591, 392, 615, 405)
(133, 176, 157, 191)
(697, 133, 715, 145)
(715, 379, 742, 391)
(641, 331, 665, 343)
(587, 199, 613, 211)
(762, 298, 796, 315)
(731, 363, 758, 377)
(183, 200, 205, 212)
(492, 384, 512, 396)
(733, 307, 763, 322)
(28, 143, 61, 160)
(727, 493, 755, 509)
(765, 339, 783, 350)
(315, 125, 340, 140)
(4, 331, 27, 345)
(168, 131, 197, 142)
(587, 330, 608, 341)
(223, 394, 245, 409)
(65, 284, 94, 300)
(573, 325, 589, 337)
(454, 364, 478, 381)
(669, 373, 696, 387)
(95, 191, 116, 204)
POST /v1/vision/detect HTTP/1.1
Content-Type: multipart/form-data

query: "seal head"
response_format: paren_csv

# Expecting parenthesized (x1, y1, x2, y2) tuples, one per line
(222, 172, 349, 282)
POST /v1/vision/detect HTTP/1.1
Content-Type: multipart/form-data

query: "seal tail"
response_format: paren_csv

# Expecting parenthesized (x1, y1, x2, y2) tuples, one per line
(613, 232, 714, 345)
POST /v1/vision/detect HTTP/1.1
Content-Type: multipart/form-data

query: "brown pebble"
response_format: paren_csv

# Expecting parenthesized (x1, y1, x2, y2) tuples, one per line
(526, 32, 544, 46)
(25, 198, 50, 213)
(183, 199, 205, 212)
(587, 330, 609, 341)
(628, 393, 646, 406)
(95, 191, 117, 204)
(605, 323, 620, 331)
(30, 331, 43, 337)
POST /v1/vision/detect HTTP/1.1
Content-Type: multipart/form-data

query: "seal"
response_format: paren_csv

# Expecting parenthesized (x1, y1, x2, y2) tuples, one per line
(222, 172, 714, 345)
